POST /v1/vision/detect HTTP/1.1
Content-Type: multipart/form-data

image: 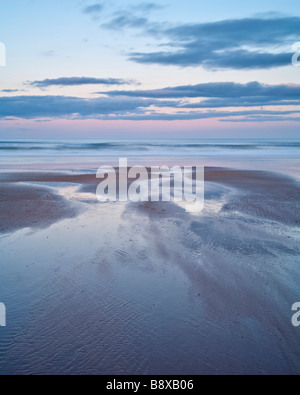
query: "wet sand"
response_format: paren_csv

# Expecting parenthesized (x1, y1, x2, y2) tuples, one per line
(1, 167, 300, 233)
(0, 182, 80, 234)
(0, 167, 300, 375)
(205, 168, 300, 226)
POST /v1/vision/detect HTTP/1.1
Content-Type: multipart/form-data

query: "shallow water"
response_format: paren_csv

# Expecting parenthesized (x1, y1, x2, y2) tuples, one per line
(0, 175, 300, 374)
(0, 139, 300, 179)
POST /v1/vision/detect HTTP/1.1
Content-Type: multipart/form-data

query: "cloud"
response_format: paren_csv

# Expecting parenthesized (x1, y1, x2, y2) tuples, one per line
(0, 89, 23, 93)
(221, 116, 300, 123)
(178, 98, 300, 108)
(0, 94, 298, 122)
(100, 81, 300, 107)
(127, 16, 300, 69)
(132, 2, 163, 12)
(130, 49, 292, 70)
(82, 3, 103, 14)
(102, 15, 149, 30)
(0, 95, 169, 119)
(28, 77, 138, 88)
(102, 110, 300, 121)
(82, 5, 298, 70)
(100, 2, 162, 30)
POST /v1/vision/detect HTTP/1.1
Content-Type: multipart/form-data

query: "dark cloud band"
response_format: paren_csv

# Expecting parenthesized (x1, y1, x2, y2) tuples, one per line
(0, 94, 299, 122)
(29, 77, 137, 88)
(127, 16, 300, 70)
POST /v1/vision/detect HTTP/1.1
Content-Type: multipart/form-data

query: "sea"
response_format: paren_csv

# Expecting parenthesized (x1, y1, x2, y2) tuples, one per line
(0, 139, 300, 176)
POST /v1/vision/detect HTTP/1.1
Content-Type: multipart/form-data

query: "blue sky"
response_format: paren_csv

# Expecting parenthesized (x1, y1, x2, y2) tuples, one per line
(0, 0, 299, 138)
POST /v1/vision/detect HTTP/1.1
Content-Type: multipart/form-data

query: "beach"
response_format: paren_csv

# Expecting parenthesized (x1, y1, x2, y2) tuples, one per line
(0, 140, 300, 375)
(1, 0, 300, 377)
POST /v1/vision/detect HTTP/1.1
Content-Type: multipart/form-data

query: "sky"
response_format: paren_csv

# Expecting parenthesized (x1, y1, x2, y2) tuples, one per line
(0, 0, 299, 139)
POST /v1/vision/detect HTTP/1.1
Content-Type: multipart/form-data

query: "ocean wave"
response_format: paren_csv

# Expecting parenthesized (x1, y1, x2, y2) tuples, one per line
(1, 140, 300, 152)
